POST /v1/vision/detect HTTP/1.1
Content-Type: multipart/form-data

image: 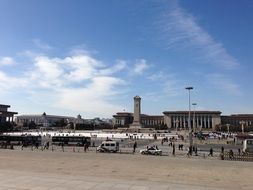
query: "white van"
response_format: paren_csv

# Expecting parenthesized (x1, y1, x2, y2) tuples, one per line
(97, 140, 119, 153)
(243, 139, 253, 153)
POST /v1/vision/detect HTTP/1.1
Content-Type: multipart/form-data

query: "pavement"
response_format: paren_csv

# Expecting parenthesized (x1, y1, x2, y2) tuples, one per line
(1, 148, 253, 190)
(0, 169, 240, 190)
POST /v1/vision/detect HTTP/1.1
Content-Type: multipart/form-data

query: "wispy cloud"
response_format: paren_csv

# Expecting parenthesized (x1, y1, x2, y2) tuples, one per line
(33, 38, 53, 50)
(99, 60, 127, 75)
(148, 71, 165, 81)
(133, 59, 149, 75)
(0, 57, 15, 66)
(206, 73, 241, 96)
(147, 71, 183, 95)
(144, 70, 183, 101)
(157, 1, 239, 69)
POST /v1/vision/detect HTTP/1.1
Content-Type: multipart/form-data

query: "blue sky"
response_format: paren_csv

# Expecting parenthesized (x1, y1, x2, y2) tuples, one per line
(0, 0, 253, 118)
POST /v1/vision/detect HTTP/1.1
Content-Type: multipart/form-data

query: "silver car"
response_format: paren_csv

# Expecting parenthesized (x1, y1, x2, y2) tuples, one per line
(140, 146, 162, 156)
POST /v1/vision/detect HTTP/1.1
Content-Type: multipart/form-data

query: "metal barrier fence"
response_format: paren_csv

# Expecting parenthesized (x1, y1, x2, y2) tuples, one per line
(222, 152, 253, 162)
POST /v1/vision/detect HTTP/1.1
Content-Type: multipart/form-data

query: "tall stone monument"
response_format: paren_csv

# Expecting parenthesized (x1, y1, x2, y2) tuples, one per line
(130, 95, 142, 128)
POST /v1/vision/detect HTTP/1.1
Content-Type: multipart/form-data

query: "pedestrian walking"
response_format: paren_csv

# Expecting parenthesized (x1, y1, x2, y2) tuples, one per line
(61, 143, 64, 152)
(172, 143, 175, 156)
(238, 148, 241, 156)
(208, 148, 213, 157)
(133, 141, 137, 154)
(229, 149, 234, 159)
(220, 146, 224, 160)
(84, 144, 87, 152)
(188, 146, 192, 156)
(221, 146, 224, 154)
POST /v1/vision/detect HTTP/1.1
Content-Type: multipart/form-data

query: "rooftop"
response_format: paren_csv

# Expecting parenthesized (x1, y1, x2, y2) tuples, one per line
(17, 113, 75, 119)
(0, 104, 10, 108)
(163, 111, 222, 114)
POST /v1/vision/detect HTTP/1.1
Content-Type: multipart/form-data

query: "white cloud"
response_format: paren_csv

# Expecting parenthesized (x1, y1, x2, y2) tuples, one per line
(99, 60, 127, 75)
(0, 71, 27, 90)
(32, 56, 64, 87)
(63, 55, 103, 82)
(56, 76, 124, 117)
(33, 39, 52, 50)
(157, 1, 239, 69)
(0, 57, 15, 66)
(133, 59, 149, 75)
(0, 51, 127, 117)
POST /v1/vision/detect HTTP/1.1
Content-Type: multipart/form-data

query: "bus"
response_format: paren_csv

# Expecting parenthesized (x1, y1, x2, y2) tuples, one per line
(0, 135, 21, 145)
(0, 135, 41, 147)
(52, 136, 91, 146)
(243, 139, 253, 153)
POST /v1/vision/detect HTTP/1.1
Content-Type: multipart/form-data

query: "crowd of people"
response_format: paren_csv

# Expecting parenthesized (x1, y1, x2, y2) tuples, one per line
(1, 134, 246, 161)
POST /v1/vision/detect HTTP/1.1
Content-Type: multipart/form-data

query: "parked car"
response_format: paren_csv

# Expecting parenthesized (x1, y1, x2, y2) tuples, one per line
(140, 146, 162, 156)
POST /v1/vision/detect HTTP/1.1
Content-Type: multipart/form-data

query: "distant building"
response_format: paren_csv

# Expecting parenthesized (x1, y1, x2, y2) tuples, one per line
(113, 96, 221, 130)
(84, 117, 112, 126)
(101, 118, 113, 125)
(0, 104, 18, 123)
(141, 114, 165, 127)
(113, 112, 133, 127)
(163, 111, 221, 131)
(16, 112, 75, 127)
(113, 111, 221, 130)
(115, 96, 165, 129)
(221, 114, 253, 127)
(113, 112, 165, 128)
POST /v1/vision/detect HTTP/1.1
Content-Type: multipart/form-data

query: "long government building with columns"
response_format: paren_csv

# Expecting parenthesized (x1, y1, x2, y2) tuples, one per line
(113, 96, 222, 131)
(113, 111, 221, 131)
(163, 111, 221, 131)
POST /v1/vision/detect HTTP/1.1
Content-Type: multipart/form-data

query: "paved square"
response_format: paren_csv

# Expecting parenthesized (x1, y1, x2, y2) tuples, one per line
(0, 149, 252, 190)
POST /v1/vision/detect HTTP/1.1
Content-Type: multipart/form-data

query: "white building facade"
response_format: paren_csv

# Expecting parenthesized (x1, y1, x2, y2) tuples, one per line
(163, 111, 221, 131)
(16, 112, 76, 127)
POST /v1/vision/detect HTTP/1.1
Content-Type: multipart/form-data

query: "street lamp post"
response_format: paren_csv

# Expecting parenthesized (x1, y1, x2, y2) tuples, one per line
(226, 124, 230, 134)
(239, 120, 246, 133)
(175, 119, 179, 132)
(185, 86, 194, 149)
(192, 103, 197, 133)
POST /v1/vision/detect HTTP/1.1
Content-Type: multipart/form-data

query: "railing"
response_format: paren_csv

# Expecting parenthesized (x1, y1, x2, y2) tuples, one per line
(222, 152, 253, 162)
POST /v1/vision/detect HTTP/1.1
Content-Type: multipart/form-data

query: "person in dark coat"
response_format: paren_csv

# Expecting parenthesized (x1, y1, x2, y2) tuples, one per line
(209, 148, 213, 157)
(172, 143, 175, 156)
(133, 141, 137, 154)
